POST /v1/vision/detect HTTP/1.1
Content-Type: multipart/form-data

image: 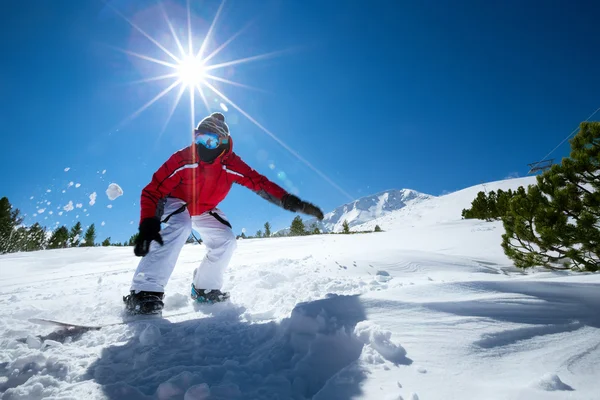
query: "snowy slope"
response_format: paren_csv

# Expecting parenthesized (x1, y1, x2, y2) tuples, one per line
(2, 176, 600, 400)
(289, 189, 433, 233)
(354, 176, 538, 232)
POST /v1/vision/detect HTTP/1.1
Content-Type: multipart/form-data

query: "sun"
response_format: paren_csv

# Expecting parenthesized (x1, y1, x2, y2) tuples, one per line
(107, 0, 354, 201)
(177, 56, 206, 87)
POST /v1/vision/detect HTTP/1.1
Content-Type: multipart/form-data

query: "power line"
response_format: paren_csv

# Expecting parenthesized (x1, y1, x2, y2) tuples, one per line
(529, 106, 600, 171)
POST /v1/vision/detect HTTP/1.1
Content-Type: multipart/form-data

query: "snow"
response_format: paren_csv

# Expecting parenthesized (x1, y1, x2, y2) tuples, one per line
(63, 201, 74, 212)
(105, 183, 123, 201)
(75, 183, 81, 188)
(76, 203, 83, 209)
(89, 192, 97, 206)
(1, 176, 599, 399)
(285, 189, 433, 234)
(64, 167, 70, 172)
(220, 103, 228, 112)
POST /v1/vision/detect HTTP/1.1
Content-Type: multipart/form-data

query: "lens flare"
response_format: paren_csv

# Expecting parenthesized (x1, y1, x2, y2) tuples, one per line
(108, 0, 352, 201)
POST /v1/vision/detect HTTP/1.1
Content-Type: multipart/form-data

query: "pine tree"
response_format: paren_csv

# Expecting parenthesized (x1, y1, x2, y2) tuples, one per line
(256, 230, 263, 238)
(102, 237, 111, 246)
(374, 225, 382, 232)
(290, 216, 306, 236)
(311, 225, 320, 235)
(342, 219, 350, 234)
(240, 231, 247, 239)
(0, 197, 23, 254)
(128, 232, 139, 246)
(264, 222, 271, 237)
(502, 121, 600, 272)
(82, 224, 96, 247)
(69, 221, 83, 247)
(24, 223, 47, 251)
(48, 226, 70, 249)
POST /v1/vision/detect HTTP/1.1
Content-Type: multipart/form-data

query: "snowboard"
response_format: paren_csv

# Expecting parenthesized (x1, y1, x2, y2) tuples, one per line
(28, 310, 197, 331)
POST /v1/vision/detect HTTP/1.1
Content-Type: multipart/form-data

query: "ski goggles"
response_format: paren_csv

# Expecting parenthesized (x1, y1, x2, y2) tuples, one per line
(194, 130, 229, 149)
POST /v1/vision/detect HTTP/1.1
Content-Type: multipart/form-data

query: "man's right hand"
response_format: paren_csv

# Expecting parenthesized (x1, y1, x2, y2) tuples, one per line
(282, 194, 325, 220)
(134, 217, 164, 257)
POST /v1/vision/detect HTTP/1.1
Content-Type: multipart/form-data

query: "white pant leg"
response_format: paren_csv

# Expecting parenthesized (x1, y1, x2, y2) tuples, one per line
(130, 198, 191, 293)
(191, 209, 237, 290)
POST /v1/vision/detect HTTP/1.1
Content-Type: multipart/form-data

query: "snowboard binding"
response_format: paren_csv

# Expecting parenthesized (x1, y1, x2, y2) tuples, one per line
(123, 290, 165, 315)
(191, 284, 230, 304)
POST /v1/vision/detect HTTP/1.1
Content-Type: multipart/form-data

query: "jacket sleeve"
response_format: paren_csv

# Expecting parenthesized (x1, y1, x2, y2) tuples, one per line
(224, 153, 288, 206)
(140, 147, 196, 223)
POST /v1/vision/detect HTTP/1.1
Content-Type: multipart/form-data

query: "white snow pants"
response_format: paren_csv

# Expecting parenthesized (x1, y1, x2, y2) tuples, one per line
(130, 198, 237, 293)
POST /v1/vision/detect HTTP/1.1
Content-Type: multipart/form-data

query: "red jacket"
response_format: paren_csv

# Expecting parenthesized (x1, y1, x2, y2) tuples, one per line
(140, 141, 288, 222)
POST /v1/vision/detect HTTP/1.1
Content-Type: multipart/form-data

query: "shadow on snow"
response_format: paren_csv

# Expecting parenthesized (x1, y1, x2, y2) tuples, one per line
(85, 294, 388, 400)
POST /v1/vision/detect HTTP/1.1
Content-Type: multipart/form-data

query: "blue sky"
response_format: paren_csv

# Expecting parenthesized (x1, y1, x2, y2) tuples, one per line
(1, 0, 599, 243)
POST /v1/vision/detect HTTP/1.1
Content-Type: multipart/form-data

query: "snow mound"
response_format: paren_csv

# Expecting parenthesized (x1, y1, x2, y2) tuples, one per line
(354, 320, 408, 364)
(139, 324, 161, 346)
(533, 373, 574, 391)
(106, 183, 123, 200)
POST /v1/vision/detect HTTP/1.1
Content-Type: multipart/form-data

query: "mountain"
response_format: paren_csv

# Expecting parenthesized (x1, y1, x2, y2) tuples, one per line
(289, 188, 434, 233)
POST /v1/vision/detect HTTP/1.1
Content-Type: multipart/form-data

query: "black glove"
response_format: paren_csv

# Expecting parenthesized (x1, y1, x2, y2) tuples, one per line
(134, 217, 164, 257)
(282, 194, 325, 220)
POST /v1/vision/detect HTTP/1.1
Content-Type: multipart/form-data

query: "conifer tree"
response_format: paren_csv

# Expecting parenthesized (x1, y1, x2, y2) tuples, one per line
(290, 216, 306, 236)
(0, 197, 23, 253)
(82, 224, 96, 247)
(342, 219, 350, 234)
(502, 121, 600, 271)
(102, 237, 111, 247)
(264, 222, 271, 237)
(374, 225, 382, 232)
(69, 221, 83, 247)
(24, 223, 47, 251)
(48, 226, 69, 249)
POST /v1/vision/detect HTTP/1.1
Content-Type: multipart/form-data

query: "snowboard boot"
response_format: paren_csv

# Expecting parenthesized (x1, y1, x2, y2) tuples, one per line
(123, 290, 165, 315)
(191, 284, 230, 304)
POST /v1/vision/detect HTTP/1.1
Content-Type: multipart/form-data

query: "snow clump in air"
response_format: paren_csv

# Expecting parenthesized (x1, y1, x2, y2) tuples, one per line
(106, 183, 123, 200)
(89, 192, 97, 206)
(64, 167, 70, 172)
(63, 201, 74, 212)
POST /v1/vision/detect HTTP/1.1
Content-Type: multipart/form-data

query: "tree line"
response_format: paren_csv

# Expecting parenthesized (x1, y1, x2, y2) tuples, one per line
(462, 121, 600, 272)
(237, 217, 382, 239)
(0, 197, 139, 254)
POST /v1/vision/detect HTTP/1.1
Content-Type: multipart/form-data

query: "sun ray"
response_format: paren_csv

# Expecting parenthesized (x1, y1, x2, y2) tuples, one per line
(196, 83, 210, 113)
(110, 46, 179, 69)
(158, 1, 187, 59)
(189, 84, 196, 139)
(186, 0, 193, 55)
(202, 19, 255, 65)
(196, 0, 227, 60)
(120, 79, 182, 128)
(160, 83, 187, 136)
(205, 49, 293, 71)
(203, 81, 354, 200)
(204, 74, 269, 93)
(127, 72, 179, 85)
(106, 2, 181, 64)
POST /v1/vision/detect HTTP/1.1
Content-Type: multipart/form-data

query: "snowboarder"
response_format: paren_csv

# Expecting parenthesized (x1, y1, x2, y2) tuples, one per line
(124, 112, 324, 314)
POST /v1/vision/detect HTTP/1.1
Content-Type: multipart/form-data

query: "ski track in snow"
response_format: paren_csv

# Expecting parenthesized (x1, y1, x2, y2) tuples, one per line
(1, 176, 600, 399)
